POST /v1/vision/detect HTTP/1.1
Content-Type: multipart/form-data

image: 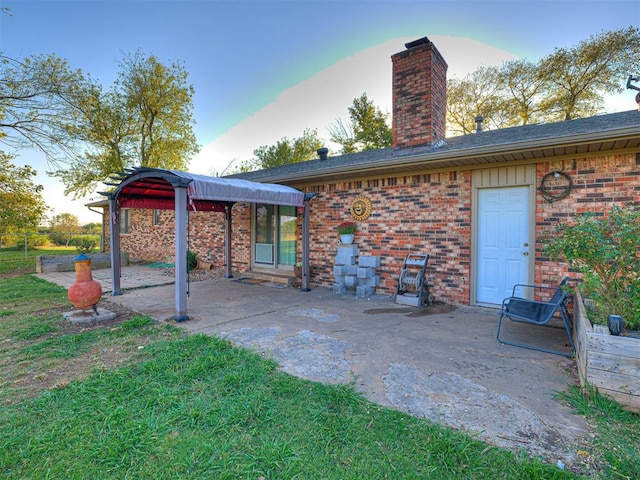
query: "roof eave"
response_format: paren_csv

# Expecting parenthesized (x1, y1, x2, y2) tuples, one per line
(249, 126, 640, 184)
(85, 199, 109, 208)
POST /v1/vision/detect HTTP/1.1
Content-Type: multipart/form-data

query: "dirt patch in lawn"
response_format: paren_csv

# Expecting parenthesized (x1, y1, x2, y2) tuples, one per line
(0, 270, 27, 280)
(0, 299, 181, 406)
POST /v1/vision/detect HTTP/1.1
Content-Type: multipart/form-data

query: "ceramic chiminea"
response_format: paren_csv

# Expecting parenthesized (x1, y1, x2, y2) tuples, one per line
(68, 254, 103, 313)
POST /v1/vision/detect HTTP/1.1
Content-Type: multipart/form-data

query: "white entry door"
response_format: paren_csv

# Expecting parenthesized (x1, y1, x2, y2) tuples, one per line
(476, 186, 531, 305)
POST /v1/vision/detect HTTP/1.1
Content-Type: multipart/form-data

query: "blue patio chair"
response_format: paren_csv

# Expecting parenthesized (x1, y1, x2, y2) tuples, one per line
(496, 277, 575, 357)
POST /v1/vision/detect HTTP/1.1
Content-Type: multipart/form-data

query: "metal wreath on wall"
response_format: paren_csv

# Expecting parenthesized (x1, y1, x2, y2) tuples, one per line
(540, 171, 573, 202)
(350, 195, 373, 221)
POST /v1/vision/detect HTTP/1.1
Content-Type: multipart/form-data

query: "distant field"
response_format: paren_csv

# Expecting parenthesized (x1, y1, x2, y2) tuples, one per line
(0, 247, 77, 276)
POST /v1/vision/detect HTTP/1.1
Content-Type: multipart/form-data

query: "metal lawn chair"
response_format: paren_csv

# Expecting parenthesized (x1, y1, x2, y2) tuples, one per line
(496, 277, 575, 357)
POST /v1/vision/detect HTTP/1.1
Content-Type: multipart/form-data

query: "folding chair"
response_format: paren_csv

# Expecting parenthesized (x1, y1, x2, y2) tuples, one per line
(496, 277, 575, 357)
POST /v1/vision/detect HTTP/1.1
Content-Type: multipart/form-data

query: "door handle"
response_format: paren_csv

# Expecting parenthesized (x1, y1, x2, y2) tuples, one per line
(523, 252, 529, 256)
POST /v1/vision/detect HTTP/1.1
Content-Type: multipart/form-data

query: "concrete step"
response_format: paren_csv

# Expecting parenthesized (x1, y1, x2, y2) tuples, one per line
(239, 268, 296, 285)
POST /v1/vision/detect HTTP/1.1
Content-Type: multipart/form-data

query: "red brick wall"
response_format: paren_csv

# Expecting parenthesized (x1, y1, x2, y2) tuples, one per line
(302, 171, 471, 305)
(102, 152, 640, 306)
(535, 153, 640, 289)
(103, 205, 252, 272)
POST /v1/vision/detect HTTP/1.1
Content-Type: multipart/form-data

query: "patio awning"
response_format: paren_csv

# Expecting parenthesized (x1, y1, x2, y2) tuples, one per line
(103, 167, 312, 323)
(110, 167, 305, 211)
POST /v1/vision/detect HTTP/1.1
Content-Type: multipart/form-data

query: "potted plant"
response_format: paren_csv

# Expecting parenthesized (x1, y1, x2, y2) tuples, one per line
(338, 221, 357, 244)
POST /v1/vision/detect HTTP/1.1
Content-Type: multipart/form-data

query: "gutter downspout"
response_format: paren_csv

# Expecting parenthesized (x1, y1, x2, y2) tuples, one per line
(88, 206, 106, 251)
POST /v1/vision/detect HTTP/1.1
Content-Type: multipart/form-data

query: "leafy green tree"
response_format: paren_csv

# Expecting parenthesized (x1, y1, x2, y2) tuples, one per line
(82, 223, 102, 234)
(49, 213, 82, 246)
(119, 51, 199, 168)
(241, 128, 323, 172)
(349, 93, 392, 150)
(538, 26, 640, 121)
(1, 49, 199, 199)
(50, 50, 199, 198)
(499, 59, 548, 126)
(446, 27, 640, 132)
(330, 93, 392, 153)
(0, 151, 48, 232)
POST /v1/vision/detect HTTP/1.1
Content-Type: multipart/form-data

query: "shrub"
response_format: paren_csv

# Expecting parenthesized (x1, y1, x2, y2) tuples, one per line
(75, 237, 98, 254)
(70, 234, 100, 248)
(48, 232, 70, 246)
(543, 205, 640, 330)
(0, 234, 19, 248)
(187, 249, 198, 272)
(15, 233, 49, 249)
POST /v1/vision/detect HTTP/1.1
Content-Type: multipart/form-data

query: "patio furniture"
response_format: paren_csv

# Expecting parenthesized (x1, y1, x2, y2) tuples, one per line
(497, 277, 575, 357)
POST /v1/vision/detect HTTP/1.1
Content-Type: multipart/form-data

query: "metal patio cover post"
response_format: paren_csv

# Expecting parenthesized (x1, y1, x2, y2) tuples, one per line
(107, 193, 122, 296)
(172, 179, 190, 321)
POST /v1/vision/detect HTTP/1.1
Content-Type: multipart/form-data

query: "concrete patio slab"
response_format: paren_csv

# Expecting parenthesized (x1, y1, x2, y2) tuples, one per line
(36, 264, 174, 293)
(39, 265, 588, 468)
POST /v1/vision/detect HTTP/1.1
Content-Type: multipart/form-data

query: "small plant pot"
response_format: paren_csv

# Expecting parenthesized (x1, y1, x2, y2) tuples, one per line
(294, 265, 302, 278)
(197, 259, 213, 270)
(340, 234, 355, 245)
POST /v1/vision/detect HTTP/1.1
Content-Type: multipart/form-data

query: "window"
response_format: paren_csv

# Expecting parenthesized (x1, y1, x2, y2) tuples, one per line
(119, 209, 131, 234)
(153, 209, 161, 226)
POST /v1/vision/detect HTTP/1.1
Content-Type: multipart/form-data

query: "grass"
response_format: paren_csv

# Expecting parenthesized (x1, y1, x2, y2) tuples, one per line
(0, 274, 182, 406)
(555, 385, 640, 479)
(0, 249, 636, 478)
(0, 245, 77, 276)
(1, 332, 575, 479)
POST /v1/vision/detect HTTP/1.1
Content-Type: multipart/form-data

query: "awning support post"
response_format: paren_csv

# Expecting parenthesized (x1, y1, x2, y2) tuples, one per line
(108, 194, 122, 296)
(173, 183, 189, 322)
(224, 202, 235, 278)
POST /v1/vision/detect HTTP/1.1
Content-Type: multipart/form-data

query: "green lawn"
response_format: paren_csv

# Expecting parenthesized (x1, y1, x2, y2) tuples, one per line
(0, 250, 637, 478)
(0, 245, 77, 276)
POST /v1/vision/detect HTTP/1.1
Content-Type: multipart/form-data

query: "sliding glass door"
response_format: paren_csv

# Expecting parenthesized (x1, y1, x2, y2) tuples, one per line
(254, 204, 297, 268)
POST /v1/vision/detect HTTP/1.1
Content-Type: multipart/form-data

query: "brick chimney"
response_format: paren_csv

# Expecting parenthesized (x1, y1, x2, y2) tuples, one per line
(391, 37, 447, 148)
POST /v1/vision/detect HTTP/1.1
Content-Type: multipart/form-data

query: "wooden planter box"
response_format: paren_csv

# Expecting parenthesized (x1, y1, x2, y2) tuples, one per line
(36, 252, 129, 273)
(574, 289, 640, 412)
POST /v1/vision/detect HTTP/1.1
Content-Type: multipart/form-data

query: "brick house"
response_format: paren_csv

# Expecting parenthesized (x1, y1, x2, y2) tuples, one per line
(95, 36, 640, 314)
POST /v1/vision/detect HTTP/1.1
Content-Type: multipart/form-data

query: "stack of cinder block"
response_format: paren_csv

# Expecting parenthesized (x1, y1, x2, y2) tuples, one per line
(333, 245, 381, 298)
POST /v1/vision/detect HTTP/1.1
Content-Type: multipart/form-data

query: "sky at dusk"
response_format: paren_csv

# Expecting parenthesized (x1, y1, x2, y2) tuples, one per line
(1, 0, 638, 224)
